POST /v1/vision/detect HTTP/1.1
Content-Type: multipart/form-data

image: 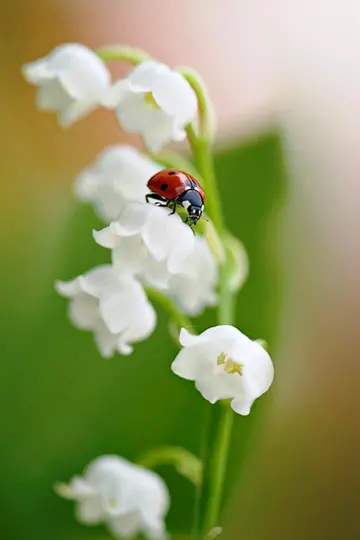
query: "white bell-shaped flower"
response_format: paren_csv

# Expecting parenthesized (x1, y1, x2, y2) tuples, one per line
(75, 145, 161, 221)
(94, 202, 194, 287)
(22, 43, 110, 126)
(103, 61, 198, 152)
(172, 325, 274, 415)
(55, 265, 156, 356)
(167, 236, 218, 316)
(56, 455, 169, 540)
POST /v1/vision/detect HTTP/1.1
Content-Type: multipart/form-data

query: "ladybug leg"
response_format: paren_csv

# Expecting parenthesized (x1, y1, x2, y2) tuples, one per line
(168, 201, 177, 215)
(146, 193, 167, 206)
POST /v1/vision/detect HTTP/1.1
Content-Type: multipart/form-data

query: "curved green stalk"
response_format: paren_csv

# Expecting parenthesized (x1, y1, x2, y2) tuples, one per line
(145, 287, 195, 338)
(179, 68, 215, 142)
(96, 45, 151, 64)
(137, 445, 202, 487)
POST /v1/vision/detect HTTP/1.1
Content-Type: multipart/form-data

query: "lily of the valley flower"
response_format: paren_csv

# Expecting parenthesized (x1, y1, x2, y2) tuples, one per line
(94, 202, 195, 287)
(75, 145, 161, 221)
(172, 325, 274, 415)
(22, 44, 110, 126)
(56, 455, 169, 540)
(167, 235, 218, 316)
(103, 61, 198, 152)
(55, 265, 156, 356)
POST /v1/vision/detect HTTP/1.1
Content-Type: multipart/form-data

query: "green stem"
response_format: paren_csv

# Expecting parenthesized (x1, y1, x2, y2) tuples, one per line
(179, 68, 214, 140)
(200, 404, 234, 535)
(186, 127, 224, 235)
(218, 264, 237, 325)
(197, 273, 235, 536)
(187, 123, 235, 537)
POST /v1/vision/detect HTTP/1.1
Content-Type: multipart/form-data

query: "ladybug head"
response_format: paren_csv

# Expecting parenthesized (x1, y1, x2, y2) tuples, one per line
(179, 189, 204, 226)
(188, 205, 202, 220)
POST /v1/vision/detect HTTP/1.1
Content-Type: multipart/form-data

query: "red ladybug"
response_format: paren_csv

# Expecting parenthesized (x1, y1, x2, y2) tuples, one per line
(146, 169, 205, 226)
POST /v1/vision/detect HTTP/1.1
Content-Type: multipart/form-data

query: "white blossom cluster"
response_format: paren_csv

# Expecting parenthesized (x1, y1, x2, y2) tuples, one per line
(23, 43, 217, 356)
(22, 44, 197, 152)
(23, 41, 273, 417)
(54, 142, 219, 357)
(24, 43, 274, 540)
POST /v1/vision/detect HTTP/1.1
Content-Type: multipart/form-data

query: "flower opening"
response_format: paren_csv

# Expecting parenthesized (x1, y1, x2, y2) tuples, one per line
(217, 352, 243, 375)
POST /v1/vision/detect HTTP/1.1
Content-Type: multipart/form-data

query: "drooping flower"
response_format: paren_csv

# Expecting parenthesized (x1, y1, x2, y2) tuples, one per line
(103, 61, 198, 152)
(171, 325, 274, 415)
(166, 235, 218, 316)
(22, 44, 110, 126)
(56, 455, 169, 540)
(55, 265, 156, 356)
(75, 145, 161, 221)
(94, 202, 195, 287)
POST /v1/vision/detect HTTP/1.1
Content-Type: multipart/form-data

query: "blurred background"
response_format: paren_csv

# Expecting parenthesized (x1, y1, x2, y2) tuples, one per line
(2, 1, 360, 539)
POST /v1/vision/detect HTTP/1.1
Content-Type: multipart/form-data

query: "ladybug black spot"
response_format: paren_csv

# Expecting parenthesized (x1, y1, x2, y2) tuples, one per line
(160, 183, 168, 191)
(168, 171, 176, 175)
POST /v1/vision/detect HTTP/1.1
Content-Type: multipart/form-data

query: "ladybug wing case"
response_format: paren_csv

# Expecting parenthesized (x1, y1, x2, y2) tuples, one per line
(186, 173, 206, 202)
(148, 169, 189, 200)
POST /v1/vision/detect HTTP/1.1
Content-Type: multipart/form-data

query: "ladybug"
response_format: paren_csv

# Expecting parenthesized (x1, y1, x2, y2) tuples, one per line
(145, 169, 205, 226)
